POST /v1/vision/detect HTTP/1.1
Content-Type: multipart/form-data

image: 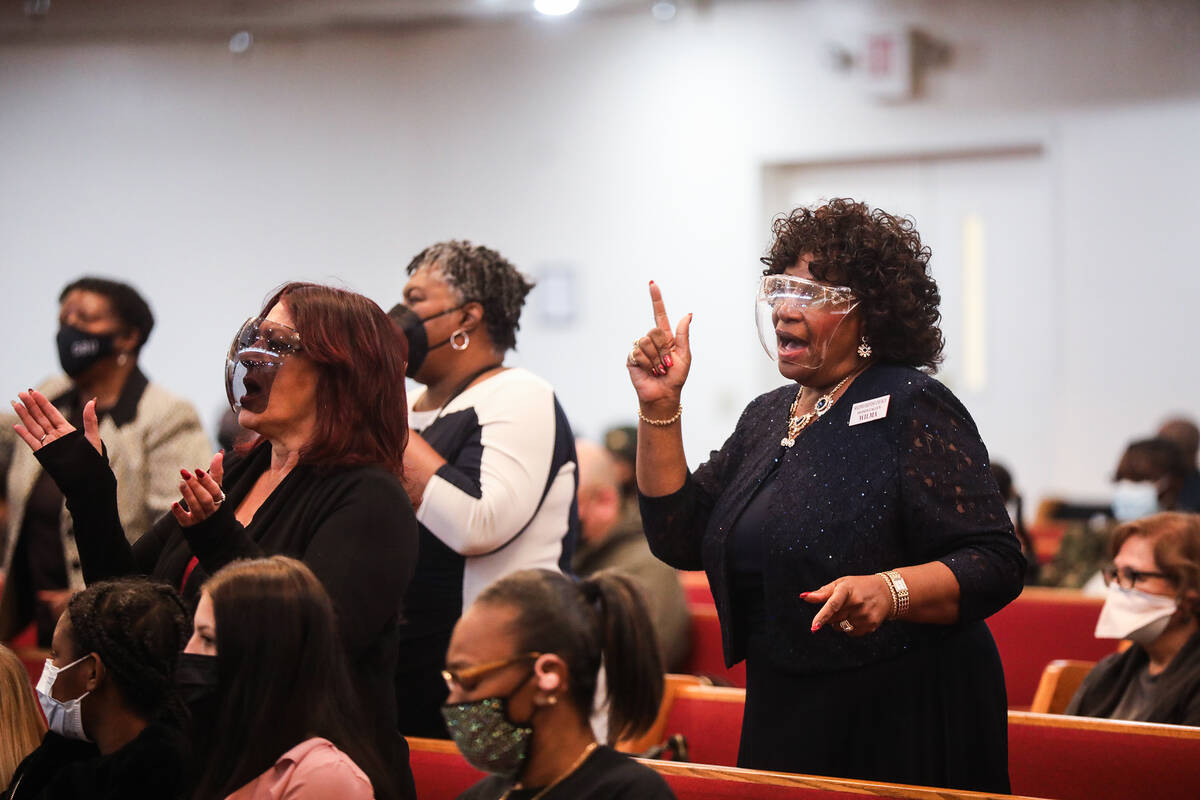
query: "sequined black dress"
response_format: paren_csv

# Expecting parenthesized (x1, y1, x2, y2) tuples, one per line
(640, 364, 1024, 792)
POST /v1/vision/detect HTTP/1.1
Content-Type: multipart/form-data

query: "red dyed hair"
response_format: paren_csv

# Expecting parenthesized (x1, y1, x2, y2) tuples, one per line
(254, 283, 408, 474)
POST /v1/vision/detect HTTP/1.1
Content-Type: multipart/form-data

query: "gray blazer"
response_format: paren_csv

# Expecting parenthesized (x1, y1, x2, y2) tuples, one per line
(0, 369, 211, 638)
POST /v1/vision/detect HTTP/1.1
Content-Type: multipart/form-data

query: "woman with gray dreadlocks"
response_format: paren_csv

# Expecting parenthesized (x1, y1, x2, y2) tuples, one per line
(3, 578, 190, 800)
(389, 241, 580, 738)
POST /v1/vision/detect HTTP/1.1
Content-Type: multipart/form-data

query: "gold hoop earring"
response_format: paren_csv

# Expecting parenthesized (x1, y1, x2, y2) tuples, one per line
(450, 329, 470, 351)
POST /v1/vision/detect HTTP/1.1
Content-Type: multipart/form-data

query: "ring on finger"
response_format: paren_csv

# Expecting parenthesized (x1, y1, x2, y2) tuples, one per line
(39, 433, 48, 443)
(839, 619, 855, 633)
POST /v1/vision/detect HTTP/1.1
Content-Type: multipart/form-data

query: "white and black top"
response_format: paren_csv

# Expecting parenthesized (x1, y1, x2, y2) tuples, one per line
(403, 367, 579, 634)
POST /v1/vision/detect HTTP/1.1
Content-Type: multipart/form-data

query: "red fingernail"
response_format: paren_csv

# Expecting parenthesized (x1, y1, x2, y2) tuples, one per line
(649, 280, 655, 285)
(180, 469, 191, 479)
(664, 355, 673, 368)
(811, 623, 821, 633)
(799, 592, 809, 598)
(196, 469, 206, 478)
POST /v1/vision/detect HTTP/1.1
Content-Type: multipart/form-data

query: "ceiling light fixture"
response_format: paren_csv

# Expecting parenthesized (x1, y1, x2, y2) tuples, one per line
(534, 0, 580, 17)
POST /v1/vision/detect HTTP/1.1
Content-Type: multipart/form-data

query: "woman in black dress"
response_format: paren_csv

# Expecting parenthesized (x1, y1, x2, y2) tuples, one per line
(11, 283, 418, 797)
(627, 199, 1024, 792)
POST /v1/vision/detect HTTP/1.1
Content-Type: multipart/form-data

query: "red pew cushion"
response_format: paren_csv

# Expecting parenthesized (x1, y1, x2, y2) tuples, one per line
(683, 605, 746, 688)
(1008, 711, 1200, 800)
(409, 739, 487, 800)
(663, 686, 744, 767)
(985, 588, 1117, 708)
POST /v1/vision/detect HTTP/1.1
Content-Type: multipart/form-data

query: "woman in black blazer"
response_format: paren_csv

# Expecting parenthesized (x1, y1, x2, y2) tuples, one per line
(627, 199, 1024, 792)
(12, 283, 418, 799)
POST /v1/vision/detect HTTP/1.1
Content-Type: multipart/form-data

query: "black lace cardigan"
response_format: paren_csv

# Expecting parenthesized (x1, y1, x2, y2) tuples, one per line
(640, 363, 1025, 673)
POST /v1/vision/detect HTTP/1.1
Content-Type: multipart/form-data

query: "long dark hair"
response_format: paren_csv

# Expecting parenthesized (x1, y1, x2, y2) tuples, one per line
(192, 557, 394, 799)
(67, 579, 189, 723)
(476, 568, 663, 744)
(252, 282, 409, 474)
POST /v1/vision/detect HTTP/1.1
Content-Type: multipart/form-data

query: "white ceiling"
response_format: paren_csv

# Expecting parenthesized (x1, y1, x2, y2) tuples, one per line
(2, 0, 670, 40)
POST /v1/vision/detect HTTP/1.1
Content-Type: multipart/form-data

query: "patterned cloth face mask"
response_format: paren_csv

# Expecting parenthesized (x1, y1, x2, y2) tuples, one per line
(36, 655, 94, 742)
(441, 695, 534, 778)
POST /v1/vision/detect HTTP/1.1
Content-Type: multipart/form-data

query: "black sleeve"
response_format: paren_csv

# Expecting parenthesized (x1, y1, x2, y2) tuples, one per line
(184, 471, 418, 659)
(177, 502, 262, 573)
(297, 474, 418, 658)
(2, 732, 98, 800)
(896, 382, 1026, 623)
(639, 392, 775, 571)
(638, 428, 745, 572)
(34, 432, 141, 582)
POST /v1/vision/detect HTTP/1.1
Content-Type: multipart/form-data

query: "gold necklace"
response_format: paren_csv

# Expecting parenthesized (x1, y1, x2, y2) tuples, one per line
(499, 742, 598, 800)
(780, 371, 856, 448)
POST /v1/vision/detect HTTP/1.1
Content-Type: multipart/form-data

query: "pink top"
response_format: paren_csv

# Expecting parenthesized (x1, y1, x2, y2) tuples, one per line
(225, 737, 375, 800)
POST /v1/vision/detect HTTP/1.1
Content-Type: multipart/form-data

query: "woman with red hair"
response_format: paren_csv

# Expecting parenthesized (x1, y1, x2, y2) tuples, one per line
(10, 282, 418, 798)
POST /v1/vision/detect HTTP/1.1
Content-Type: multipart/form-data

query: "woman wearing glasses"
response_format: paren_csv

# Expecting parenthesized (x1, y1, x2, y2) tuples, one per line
(628, 199, 1024, 791)
(1066, 512, 1200, 725)
(10, 283, 418, 798)
(442, 569, 674, 800)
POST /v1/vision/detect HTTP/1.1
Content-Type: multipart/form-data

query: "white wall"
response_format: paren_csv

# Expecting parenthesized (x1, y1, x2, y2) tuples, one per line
(2, 0, 1199, 507)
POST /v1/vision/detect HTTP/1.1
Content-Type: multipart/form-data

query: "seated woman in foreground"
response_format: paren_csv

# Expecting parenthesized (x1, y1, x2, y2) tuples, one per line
(182, 556, 401, 800)
(1067, 511, 1200, 725)
(3, 579, 190, 799)
(443, 569, 675, 800)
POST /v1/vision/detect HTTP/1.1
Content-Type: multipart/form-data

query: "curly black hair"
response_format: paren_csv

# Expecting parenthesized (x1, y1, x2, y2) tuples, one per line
(760, 198, 944, 372)
(405, 240, 535, 353)
(59, 276, 155, 353)
(67, 579, 190, 721)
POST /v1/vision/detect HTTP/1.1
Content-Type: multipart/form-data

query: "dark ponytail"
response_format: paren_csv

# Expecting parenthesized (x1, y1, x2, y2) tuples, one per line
(476, 568, 664, 744)
(578, 571, 664, 743)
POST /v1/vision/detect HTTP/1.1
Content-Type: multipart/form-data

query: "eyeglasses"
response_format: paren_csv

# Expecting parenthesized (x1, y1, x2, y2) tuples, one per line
(758, 274, 857, 314)
(1101, 565, 1171, 590)
(441, 652, 541, 692)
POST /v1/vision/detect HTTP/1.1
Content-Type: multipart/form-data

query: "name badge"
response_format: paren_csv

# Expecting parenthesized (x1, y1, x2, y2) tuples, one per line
(849, 395, 890, 426)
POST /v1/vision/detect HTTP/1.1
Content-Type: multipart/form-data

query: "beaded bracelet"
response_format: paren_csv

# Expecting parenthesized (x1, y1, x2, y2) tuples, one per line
(638, 404, 682, 427)
(877, 571, 900, 618)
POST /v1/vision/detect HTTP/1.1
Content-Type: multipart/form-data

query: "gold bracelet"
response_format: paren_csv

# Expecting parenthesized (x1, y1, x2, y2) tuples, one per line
(638, 404, 682, 427)
(883, 569, 910, 618)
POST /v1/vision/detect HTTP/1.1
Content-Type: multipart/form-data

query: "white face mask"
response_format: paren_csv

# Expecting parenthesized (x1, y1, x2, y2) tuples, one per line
(1094, 583, 1177, 645)
(1112, 480, 1160, 522)
(35, 655, 93, 742)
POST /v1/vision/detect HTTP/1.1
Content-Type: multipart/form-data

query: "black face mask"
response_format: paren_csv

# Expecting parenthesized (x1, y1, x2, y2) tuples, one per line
(175, 651, 219, 706)
(175, 652, 221, 765)
(388, 303, 464, 378)
(57, 324, 116, 378)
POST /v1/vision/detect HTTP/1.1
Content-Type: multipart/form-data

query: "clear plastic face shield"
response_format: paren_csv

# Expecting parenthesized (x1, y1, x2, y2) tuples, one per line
(224, 317, 303, 414)
(755, 274, 859, 372)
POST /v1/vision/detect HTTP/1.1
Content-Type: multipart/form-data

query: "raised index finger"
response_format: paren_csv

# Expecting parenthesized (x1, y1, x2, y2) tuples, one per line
(649, 281, 672, 333)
